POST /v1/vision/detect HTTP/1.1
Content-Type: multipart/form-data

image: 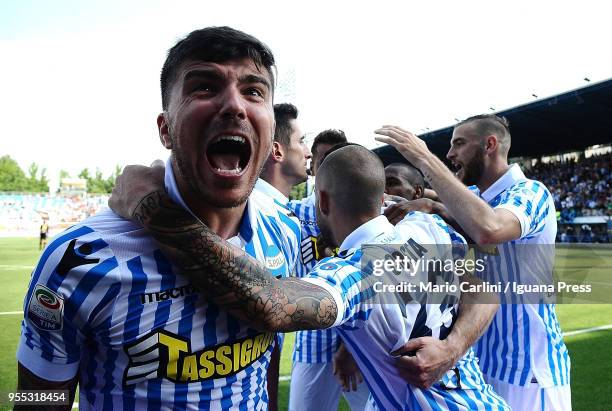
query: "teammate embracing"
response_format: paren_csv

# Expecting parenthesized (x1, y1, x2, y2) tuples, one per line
(376, 117, 571, 410)
(109, 144, 509, 410)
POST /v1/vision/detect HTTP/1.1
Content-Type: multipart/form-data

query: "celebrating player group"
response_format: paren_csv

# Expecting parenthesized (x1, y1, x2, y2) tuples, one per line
(16, 26, 569, 410)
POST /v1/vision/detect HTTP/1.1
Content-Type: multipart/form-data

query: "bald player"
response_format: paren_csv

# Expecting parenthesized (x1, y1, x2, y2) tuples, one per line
(109, 145, 507, 410)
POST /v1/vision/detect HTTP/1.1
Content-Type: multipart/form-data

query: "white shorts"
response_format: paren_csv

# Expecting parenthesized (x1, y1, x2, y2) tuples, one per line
(486, 376, 571, 411)
(289, 362, 370, 411)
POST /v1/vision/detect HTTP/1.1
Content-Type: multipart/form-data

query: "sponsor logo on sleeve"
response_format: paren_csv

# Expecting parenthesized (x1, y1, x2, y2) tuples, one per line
(265, 245, 286, 278)
(27, 284, 64, 331)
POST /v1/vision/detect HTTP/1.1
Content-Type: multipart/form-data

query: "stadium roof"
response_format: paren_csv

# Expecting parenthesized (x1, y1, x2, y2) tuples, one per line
(374, 77, 612, 166)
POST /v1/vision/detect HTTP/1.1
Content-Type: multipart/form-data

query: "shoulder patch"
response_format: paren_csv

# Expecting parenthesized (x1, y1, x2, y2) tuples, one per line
(27, 284, 64, 331)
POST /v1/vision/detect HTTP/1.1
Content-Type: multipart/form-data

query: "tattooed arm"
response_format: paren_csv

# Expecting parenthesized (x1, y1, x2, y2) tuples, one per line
(128, 189, 338, 332)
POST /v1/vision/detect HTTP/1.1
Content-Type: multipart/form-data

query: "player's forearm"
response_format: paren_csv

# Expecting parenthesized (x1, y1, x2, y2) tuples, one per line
(419, 155, 503, 244)
(444, 274, 499, 361)
(132, 191, 338, 332)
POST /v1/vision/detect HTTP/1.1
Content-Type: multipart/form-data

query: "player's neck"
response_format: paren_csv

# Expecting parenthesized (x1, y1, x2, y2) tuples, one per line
(261, 172, 292, 198)
(262, 168, 296, 199)
(333, 213, 378, 249)
(177, 185, 246, 240)
(190, 202, 246, 240)
(477, 162, 511, 193)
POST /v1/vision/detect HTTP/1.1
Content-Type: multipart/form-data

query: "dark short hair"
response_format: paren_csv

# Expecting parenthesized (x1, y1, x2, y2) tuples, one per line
(386, 162, 425, 187)
(456, 114, 511, 151)
(273, 103, 298, 146)
(311, 129, 347, 155)
(160, 26, 275, 110)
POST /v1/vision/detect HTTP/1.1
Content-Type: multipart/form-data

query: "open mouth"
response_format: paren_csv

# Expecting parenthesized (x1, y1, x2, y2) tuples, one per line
(206, 135, 251, 176)
(449, 161, 463, 175)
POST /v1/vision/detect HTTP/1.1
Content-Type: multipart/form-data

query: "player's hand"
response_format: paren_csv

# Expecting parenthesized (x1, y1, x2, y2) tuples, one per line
(374, 126, 432, 168)
(391, 337, 460, 389)
(332, 343, 364, 392)
(383, 193, 405, 207)
(384, 198, 435, 224)
(109, 160, 165, 221)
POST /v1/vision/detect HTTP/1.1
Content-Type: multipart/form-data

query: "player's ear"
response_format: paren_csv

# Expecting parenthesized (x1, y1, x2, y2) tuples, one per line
(318, 190, 330, 216)
(157, 112, 172, 149)
(270, 141, 284, 163)
(414, 185, 424, 199)
(484, 135, 498, 154)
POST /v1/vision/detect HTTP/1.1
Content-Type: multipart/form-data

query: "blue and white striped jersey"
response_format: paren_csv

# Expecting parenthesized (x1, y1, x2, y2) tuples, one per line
(17, 164, 300, 410)
(303, 213, 509, 410)
(469, 164, 570, 388)
(287, 197, 340, 363)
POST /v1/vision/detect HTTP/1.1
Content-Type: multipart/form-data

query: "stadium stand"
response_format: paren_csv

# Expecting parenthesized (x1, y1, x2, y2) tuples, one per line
(374, 78, 612, 243)
(0, 193, 108, 237)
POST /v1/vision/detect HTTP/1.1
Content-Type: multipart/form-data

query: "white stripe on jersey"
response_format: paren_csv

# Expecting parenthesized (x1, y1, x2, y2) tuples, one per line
(469, 165, 570, 387)
(305, 213, 509, 410)
(18, 167, 300, 410)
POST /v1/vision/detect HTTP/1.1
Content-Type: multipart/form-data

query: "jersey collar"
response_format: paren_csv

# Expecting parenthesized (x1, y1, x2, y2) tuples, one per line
(254, 178, 289, 205)
(479, 164, 526, 202)
(164, 158, 254, 243)
(339, 215, 394, 255)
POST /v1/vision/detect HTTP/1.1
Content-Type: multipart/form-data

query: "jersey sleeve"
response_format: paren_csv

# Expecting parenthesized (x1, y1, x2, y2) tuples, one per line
(17, 225, 120, 381)
(494, 180, 553, 239)
(300, 257, 366, 328)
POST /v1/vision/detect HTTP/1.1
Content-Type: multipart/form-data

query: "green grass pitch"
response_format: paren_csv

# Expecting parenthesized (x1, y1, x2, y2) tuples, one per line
(0, 238, 610, 410)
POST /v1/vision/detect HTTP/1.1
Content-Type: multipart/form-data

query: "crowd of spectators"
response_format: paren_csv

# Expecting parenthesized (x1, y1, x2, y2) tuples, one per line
(0, 194, 108, 236)
(528, 152, 611, 220)
(526, 151, 611, 243)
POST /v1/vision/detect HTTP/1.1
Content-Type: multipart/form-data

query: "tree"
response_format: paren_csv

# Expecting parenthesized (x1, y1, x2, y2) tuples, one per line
(77, 166, 122, 194)
(289, 182, 307, 201)
(0, 155, 27, 191)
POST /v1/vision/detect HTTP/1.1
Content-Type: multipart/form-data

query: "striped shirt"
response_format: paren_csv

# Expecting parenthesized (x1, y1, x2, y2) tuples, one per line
(17, 163, 300, 410)
(470, 164, 570, 387)
(287, 197, 340, 363)
(304, 213, 509, 410)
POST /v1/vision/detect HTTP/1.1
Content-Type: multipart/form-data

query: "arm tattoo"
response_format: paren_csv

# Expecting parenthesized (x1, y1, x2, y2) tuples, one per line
(132, 191, 338, 332)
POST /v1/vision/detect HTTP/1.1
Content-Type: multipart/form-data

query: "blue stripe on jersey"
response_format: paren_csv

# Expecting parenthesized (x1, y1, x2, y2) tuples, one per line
(25, 226, 94, 310)
(489, 311, 501, 378)
(519, 305, 531, 386)
(340, 329, 403, 410)
(507, 304, 519, 383)
(99, 282, 121, 411)
(81, 281, 120, 408)
(199, 301, 220, 408)
(63, 256, 118, 322)
(83, 334, 99, 407)
(101, 316, 117, 411)
(498, 304, 509, 382)
(123, 256, 148, 411)
(149, 251, 176, 411)
(62, 257, 118, 364)
(422, 389, 444, 411)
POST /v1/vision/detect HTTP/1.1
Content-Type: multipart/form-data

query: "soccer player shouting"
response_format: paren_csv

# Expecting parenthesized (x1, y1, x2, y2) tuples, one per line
(16, 27, 300, 410)
(375, 117, 571, 410)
